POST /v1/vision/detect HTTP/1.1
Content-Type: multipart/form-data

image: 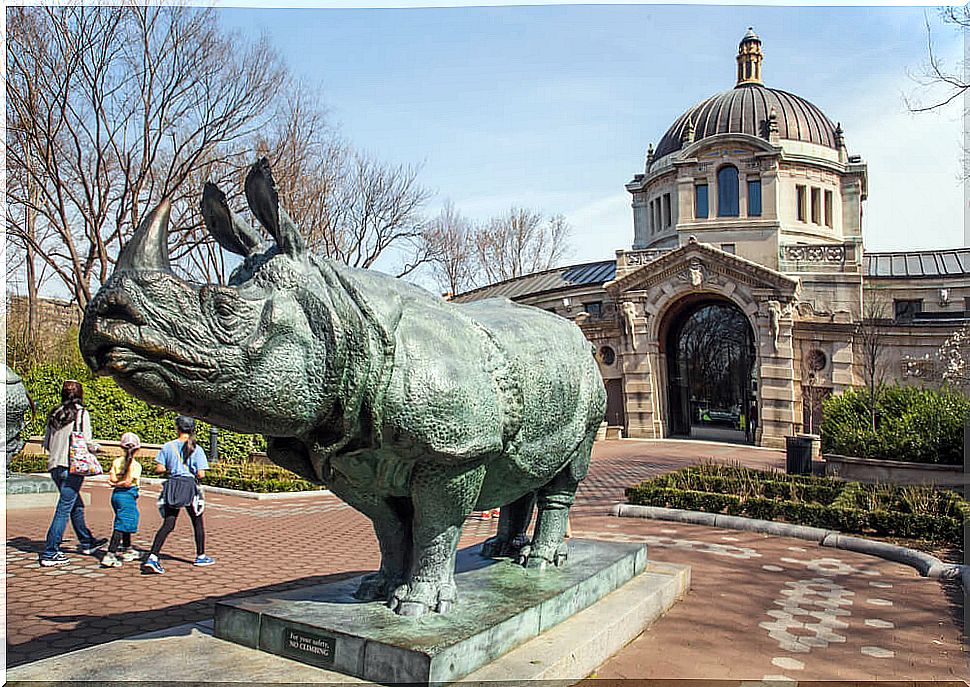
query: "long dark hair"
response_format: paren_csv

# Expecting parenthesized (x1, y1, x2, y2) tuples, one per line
(47, 380, 84, 431)
(175, 416, 196, 465)
(120, 445, 137, 479)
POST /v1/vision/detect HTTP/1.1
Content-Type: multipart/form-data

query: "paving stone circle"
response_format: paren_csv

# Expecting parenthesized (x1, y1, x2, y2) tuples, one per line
(770, 656, 805, 670)
(759, 577, 854, 654)
(861, 646, 895, 658)
(866, 598, 893, 607)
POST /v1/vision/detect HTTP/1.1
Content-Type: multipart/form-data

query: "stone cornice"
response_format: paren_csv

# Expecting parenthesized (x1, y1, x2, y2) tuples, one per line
(606, 239, 800, 298)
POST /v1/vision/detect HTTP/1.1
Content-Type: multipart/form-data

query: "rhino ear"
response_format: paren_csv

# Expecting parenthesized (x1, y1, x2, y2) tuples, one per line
(201, 182, 262, 257)
(245, 158, 305, 258)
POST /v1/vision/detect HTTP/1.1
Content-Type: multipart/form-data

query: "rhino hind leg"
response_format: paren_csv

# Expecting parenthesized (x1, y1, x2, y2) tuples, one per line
(389, 462, 485, 617)
(520, 466, 577, 570)
(481, 491, 536, 559)
(354, 509, 411, 603)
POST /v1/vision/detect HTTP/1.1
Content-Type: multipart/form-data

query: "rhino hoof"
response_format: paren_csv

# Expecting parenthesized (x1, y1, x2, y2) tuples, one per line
(523, 542, 569, 570)
(396, 601, 430, 617)
(480, 537, 505, 558)
(388, 581, 457, 616)
(482, 535, 527, 559)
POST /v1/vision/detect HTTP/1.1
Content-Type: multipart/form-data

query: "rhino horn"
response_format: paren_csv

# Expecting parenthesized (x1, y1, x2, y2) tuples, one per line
(245, 157, 305, 258)
(116, 198, 172, 272)
(202, 182, 262, 257)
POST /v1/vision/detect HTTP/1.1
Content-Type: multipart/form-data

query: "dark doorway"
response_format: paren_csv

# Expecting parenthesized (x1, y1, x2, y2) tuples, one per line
(604, 379, 626, 427)
(664, 299, 756, 444)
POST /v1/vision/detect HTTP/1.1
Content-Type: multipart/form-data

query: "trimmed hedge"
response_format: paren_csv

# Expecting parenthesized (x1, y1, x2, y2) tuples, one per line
(821, 385, 969, 465)
(8, 454, 323, 494)
(16, 361, 266, 463)
(626, 465, 969, 546)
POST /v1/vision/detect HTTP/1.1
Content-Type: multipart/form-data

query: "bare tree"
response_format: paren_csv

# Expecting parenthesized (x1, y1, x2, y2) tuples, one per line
(5, 5, 287, 307)
(907, 7, 969, 113)
(475, 207, 571, 284)
(423, 200, 478, 296)
(857, 291, 891, 430)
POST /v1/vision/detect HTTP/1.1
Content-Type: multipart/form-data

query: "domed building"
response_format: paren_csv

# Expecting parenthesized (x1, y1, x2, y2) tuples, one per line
(456, 30, 970, 449)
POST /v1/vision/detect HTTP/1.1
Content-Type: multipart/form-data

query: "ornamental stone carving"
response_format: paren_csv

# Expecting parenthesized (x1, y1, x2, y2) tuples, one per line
(676, 259, 720, 288)
(766, 300, 793, 352)
(783, 245, 846, 263)
(621, 301, 638, 350)
(624, 248, 672, 267)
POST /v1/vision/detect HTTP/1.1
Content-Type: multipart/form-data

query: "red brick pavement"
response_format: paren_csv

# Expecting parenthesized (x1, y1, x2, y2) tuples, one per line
(7, 439, 964, 680)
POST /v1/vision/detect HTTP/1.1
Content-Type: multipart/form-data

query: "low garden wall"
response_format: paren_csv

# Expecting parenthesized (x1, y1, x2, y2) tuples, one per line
(824, 454, 967, 490)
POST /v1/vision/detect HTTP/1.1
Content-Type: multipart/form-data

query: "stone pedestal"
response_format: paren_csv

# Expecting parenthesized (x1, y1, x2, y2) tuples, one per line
(5, 472, 81, 509)
(215, 539, 648, 684)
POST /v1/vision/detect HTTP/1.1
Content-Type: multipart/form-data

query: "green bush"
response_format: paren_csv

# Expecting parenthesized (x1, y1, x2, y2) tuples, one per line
(625, 465, 969, 546)
(821, 385, 969, 465)
(15, 360, 265, 463)
(8, 454, 322, 493)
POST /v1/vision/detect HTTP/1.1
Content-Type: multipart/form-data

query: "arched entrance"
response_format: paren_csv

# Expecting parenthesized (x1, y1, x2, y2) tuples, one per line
(662, 296, 757, 444)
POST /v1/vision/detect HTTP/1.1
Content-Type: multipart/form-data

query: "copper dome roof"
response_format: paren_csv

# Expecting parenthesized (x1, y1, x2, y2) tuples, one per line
(653, 83, 840, 162)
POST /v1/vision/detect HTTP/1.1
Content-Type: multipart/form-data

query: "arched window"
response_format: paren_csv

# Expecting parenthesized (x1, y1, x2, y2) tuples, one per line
(717, 165, 740, 217)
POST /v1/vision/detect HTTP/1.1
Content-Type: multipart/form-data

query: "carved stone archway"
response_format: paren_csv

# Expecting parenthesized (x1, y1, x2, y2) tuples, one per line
(606, 240, 800, 448)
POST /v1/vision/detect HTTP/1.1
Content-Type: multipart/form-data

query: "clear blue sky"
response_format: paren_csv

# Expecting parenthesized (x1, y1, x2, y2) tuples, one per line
(218, 3, 964, 267)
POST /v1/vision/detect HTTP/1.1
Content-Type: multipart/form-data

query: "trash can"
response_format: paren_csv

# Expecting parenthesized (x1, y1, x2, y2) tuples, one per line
(785, 435, 813, 475)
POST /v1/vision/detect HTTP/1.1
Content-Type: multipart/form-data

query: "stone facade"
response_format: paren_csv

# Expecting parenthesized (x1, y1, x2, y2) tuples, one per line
(455, 30, 969, 448)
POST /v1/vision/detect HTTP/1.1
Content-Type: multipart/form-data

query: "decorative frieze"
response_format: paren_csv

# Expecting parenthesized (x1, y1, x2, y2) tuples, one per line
(783, 245, 846, 263)
(623, 248, 673, 267)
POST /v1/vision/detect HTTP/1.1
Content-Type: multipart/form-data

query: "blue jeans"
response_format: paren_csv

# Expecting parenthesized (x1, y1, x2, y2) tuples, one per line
(43, 467, 95, 558)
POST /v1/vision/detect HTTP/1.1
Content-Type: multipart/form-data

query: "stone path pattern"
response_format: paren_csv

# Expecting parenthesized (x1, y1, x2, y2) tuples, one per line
(6, 439, 968, 680)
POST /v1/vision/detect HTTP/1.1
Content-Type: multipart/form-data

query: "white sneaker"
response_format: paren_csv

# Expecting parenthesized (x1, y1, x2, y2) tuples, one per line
(120, 548, 143, 562)
(100, 552, 123, 568)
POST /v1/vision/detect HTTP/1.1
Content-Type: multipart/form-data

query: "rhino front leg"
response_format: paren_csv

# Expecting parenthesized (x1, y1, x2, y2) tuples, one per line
(481, 491, 536, 559)
(389, 463, 485, 617)
(329, 475, 411, 603)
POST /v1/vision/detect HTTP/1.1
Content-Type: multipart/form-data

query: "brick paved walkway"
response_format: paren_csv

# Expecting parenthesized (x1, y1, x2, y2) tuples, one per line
(6, 439, 967, 679)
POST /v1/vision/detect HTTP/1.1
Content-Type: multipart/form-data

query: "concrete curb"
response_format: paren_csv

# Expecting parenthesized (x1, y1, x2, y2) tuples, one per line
(613, 503, 967, 587)
(24, 472, 333, 501)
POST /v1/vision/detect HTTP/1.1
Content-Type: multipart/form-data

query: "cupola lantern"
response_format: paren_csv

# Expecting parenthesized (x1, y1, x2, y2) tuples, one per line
(736, 27, 763, 86)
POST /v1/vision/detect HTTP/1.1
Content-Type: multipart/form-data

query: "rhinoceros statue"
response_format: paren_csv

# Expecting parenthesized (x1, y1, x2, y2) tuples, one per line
(79, 159, 606, 616)
(6, 365, 32, 468)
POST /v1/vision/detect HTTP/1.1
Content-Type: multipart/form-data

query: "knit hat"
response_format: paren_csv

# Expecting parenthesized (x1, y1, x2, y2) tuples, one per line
(119, 432, 141, 450)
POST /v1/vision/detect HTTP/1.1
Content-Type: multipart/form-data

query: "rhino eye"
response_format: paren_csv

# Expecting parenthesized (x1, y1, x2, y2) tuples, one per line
(203, 288, 253, 342)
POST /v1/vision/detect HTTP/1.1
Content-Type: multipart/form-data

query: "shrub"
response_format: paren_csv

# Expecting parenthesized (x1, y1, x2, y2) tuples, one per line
(15, 360, 265, 464)
(8, 454, 322, 493)
(625, 465, 969, 546)
(821, 385, 969, 465)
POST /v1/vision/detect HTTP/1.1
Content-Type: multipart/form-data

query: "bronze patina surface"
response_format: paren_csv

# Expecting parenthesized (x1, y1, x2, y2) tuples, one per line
(80, 159, 606, 617)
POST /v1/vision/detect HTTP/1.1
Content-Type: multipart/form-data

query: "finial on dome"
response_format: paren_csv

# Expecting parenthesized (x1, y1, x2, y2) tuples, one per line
(737, 27, 763, 86)
(835, 122, 847, 162)
(766, 106, 779, 143)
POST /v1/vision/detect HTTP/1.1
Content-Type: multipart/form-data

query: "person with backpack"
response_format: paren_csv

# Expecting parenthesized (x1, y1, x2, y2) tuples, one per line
(143, 416, 214, 573)
(40, 380, 107, 567)
(101, 432, 144, 568)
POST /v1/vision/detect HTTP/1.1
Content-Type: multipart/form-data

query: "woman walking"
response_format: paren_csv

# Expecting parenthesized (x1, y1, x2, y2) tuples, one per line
(40, 380, 107, 567)
(143, 416, 214, 574)
(101, 432, 144, 568)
